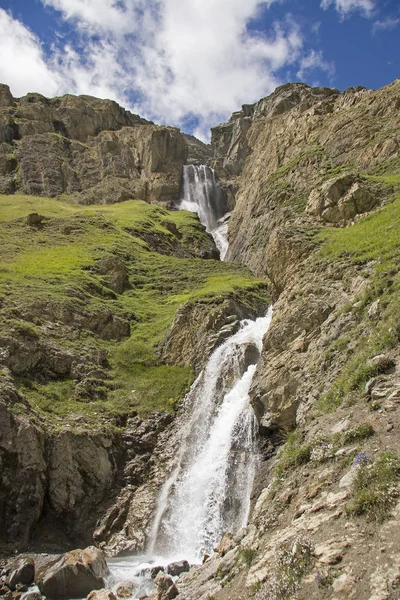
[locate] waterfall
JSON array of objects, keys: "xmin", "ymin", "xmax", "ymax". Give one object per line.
[
  {"xmin": 147, "ymin": 308, "xmax": 272, "ymax": 563},
  {"xmin": 179, "ymin": 164, "xmax": 230, "ymax": 260}
]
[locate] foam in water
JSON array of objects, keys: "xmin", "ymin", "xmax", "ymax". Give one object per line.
[{"xmin": 179, "ymin": 164, "xmax": 229, "ymax": 259}]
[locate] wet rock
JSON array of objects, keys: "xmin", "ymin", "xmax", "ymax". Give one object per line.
[
  {"xmin": 153, "ymin": 573, "xmax": 178, "ymax": 600},
  {"xmin": 150, "ymin": 567, "xmax": 165, "ymax": 579},
  {"xmin": 20, "ymin": 587, "xmax": 42, "ymax": 600},
  {"xmin": 116, "ymin": 581, "xmax": 136, "ymax": 598},
  {"xmin": 166, "ymin": 561, "xmax": 189, "ymax": 577},
  {"xmin": 7, "ymin": 558, "xmax": 35, "ymax": 590},
  {"xmin": 35, "ymin": 546, "xmax": 108, "ymax": 600},
  {"xmin": 87, "ymin": 591, "xmax": 117, "ymax": 600}
]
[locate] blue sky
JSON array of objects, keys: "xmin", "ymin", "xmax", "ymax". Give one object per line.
[{"xmin": 0, "ymin": 0, "xmax": 399, "ymax": 139}]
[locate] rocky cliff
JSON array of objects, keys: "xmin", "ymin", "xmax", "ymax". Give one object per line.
[{"xmin": 1, "ymin": 78, "xmax": 400, "ymax": 600}]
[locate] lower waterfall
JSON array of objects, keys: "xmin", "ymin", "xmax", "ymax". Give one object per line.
[
  {"xmin": 147, "ymin": 309, "xmax": 272, "ymax": 562},
  {"xmin": 108, "ymin": 309, "xmax": 272, "ymax": 596}
]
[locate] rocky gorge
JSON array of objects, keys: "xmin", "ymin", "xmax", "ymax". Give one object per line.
[{"xmin": 0, "ymin": 78, "xmax": 400, "ymax": 600}]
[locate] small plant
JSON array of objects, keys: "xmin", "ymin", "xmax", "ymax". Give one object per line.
[
  {"xmin": 239, "ymin": 547, "xmax": 257, "ymax": 567},
  {"xmin": 315, "ymin": 570, "xmax": 334, "ymax": 588},
  {"xmin": 346, "ymin": 451, "xmax": 400, "ymax": 520},
  {"xmin": 310, "ymin": 440, "xmax": 335, "ymax": 463},
  {"xmin": 275, "ymin": 431, "xmax": 312, "ymax": 478},
  {"xmin": 342, "ymin": 423, "xmax": 375, "ymax": 444},
  {"xmin": 254, "ymin": 535, "xmax": 314, "ymax": 600}
]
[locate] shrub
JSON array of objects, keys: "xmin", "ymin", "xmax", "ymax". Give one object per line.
[
  {"xmin": 239, "ymin": 547, "xmax": 257, "ymax": 567},
  {"xmin": 342, "ymin": 423, "xmax": 375, "ymax": 444}
]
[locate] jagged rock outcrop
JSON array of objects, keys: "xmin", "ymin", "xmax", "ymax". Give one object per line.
[
  {"xmin": 0, "ymin": 85, "xmax": 188, "ymax": 204},
  {"xmin": 159, "ymin": 288, "xmax": 269, "ymax": 373}
]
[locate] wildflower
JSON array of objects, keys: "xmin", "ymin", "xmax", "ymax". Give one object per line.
[{"xmin": 354, "ymin": 453, "xmax": 369, "ymax": 464}]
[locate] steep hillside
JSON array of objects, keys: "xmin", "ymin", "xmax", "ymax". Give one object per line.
[{"xmin": 0, "ymin": 194, "xmax": 268, "ymax": 553}]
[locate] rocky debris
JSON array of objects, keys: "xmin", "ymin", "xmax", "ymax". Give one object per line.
[
  {"xmin": 153, "ymin": 572, "xmax": 178, "ymax": 600},
  {"xmin": 166, "ymin": 561, "xmax": 189, "ymax": 577},
  {"xmin": 35, "ymin": 546, "xmax": 108, "ymax": 599}
]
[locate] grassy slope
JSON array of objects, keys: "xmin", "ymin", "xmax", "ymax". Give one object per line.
[
  {"xmin": 0, "ymin": 195, "xmax": 267, "ymax": 428},
  {"xmin": 312, "ymin": 160, "xmax": 400, "ymax": 413}
]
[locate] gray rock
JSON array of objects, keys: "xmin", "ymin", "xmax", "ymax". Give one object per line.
[
  {"xmin": 35, "ymin": 546, "xmax": 108, "ymax": 600},
  {"xmin": 166, "ymin": 561, "xmax": 189, "ymax": 577},
  {"xmin": 153, "ymin": 573, "xmax": 178, "ymax": 600},
  {"xmin": 7, "ymin": 558, "xmax": 35, "ymax": 590}
]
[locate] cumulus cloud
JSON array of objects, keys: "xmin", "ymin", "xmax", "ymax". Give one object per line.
[
  {"xmin": 320, "ymin": 0, "xmax": 375, "ymax": 18},
  {"xmin": 0, "ymin": 9, "xmax": 60, "ymax": 97},
  {"xmin": 297, "ymin": 50, "xmax": 335, "ymax": 81},
  {"xmin": 0, "ymin": 1, "xmax": 310, "ymax": 137}
]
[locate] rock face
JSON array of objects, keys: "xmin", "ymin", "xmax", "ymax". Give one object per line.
[
  {"xmin": 35, "ymin": 547, "xmax": 108, "ymax": 599},
  {"xmin": 0, "ymin": 86, "xmax": 187, "ymax": 204},
  {"xmin": 209, "ymin": 79, "xmax": 400, "ymax": 429}
]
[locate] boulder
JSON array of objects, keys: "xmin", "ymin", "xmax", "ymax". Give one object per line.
[
  {"xmin": 87, "ymin": 591, "xmax": 117, "ymax": 600},
  {"xmin": 165, "ymin": 560, "xmax": 189, "ymax": 577},
  {"xmin": 35, "ymin": 547, "xmax": 108, "ymax": 600},
  {"xmin": 96, "ymin": 256, "xmax": 128, "ymax": 294},
  {"xmin": 6, "ymin": 558, "xmax": 35, "ymax": 590},
  {"xmin": 306, "ymin": 175, "xmax": 377, "ymax": 223},
  {"xmin": 115, "ymin": 581, "xmax": 136, "ymax": 598},
  {"xmin": 153, "ymin": 573, "xmax": 178, "ymax": 600}
]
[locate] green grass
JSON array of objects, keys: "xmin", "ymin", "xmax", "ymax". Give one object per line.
[
  {"xmin": 0, "ymin": 193, "xmax": 269, "ymax": 426},
  {"xmin": 313, "ymin": 172, "xmax": 400, "ymax": 413},
  {"xmin": 346, "ymin": 452, "xmax": 400, "ymax": 521},
  {"xmin": 275, "ymin": 431, "xmax": 312, "ymax": 479},
  {"xmin": 342, "ymin": 423, "xmax": 375, "ymax": 444}
]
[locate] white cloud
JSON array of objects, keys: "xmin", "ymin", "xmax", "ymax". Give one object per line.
[
  {"xmin": 0, "ymin": 9, "xmax": 60, "ymax": 97},
  {"xmin": 320, "ymin": 0, "xmax": 375, "ymax": 18},
  {"xmin": 373, "ymin": 17, "xmax": 400, "ymax": 33},
  {"xmin": 297, "ymin": 50, "xmax": 335, "ymax": 80},
  {"xmin": 0, "ymin": 1, "xmax": 309, "ymax": 138}
]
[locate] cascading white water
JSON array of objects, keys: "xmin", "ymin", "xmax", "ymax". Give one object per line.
[
  {"xmin": 147, "ymin": 308, "xmax": 272, "ymax": 563},
  {"xmin": 179, "ymin": 164, "xmax": 230, "ymax": 260}
]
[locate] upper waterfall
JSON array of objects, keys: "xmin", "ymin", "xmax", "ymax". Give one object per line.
[{"xmin": 179, "ymin": 164, "xmax": 230, "ymax": 260}]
